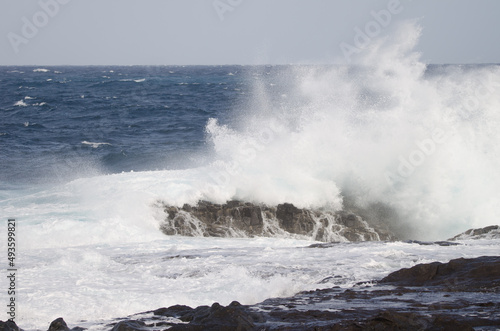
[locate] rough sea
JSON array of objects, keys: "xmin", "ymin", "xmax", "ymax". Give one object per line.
[{"xmin": 1, "ymin": 34, "xmax": 500, "ymax": 329}]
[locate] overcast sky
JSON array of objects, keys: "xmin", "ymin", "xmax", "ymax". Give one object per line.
[{"xmin": 1, "ymin": 0, "xmax": 499, "ymax": 65}]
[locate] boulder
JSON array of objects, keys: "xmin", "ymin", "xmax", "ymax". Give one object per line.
[
  {"xmin": 47, "ymin": 318, "xmax": 69, "ymax": 331},
  {"xmin": 110, "ymin": 320, "xmax": 146, "ymax": 331},
  {"xmin": 155, "ymin": 301, "xmax": 263, "ymax": 331},
  {"xmin": 47, "ymin": 318, "xmax": 84, "ymax": 331}
]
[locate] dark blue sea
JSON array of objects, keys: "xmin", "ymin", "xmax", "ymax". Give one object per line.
[{"xmin": 0, "ymin": 66, "xmax": 255, "ymax": 186}]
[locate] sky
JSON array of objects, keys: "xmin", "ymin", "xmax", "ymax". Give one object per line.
[{"xmin": 0, "ymin": 0, "xmax": 499, "ymax": 65}]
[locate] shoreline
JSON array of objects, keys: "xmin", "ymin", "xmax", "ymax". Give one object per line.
[
  {"xmin": 2, "ymin": 254, "xmax": 499, "ymax": 330},
  {"xmin": 2, "ymin": 225, "xmax": 499, "ymax": 330}
]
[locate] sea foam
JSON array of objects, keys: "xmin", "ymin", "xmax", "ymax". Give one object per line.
[{"xmin": 201, "ymin": 21, "xmax": 500, "ymax": 240}]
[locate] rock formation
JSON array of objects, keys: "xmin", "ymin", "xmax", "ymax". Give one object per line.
[
  {"xmin": 380, "ymin": 255, "xmax": 500, "ymax": 290},
  {"xmin": 449, "ymin": 225, "xmax": 500, "ymax": 240},
  {"xmin": 159, "ymin": 200, "xmax": 396, "ymax": 242}
]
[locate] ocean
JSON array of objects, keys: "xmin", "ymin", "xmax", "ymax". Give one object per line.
[{"xmin": 1, "ymin": 52, "xmax": 500, "ymax": 328}]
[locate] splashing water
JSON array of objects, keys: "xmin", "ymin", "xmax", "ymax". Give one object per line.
[{"xmin": 203, "ymin": 21, "xmax": 500, "ymax": 240}]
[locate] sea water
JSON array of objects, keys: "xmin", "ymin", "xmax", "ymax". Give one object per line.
[{"xmin": 1, "ymin": 22, "xmax": 499, "ymax": 329}]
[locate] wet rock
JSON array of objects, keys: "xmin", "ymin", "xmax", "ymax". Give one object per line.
[
  {"xmin": 48, "ymin": 318, "xmax": 69, "ymax": 331},
  {"xmin": 449, "ymin": 225, "xmax": 500, "ymax": 240},
  {"xmin": 380, "ymin": 256, "xmax": 500, "ymax": 290},
  {"xmin": 362, "ymin": 311, "xmax": 432, "ymax": 330},
  {"xmin": 0, "ymin": 320, "xmax": 21, "ymax": 331},
  {"xmin": 155, "ymin": 301, "xmax": 263, "ymax": 331},
  {"xmin": 160, "ymin": 200, "xmax": 395, "ymax": 242},
  {"xmin": 110, "ymin": 320, "xmax": 146, "ymax": 331},
  {"xmin": 47, "ymin": 318, "xmax": 84, "ymax": 331},
  {"xmin": 404, "ymin": 240, "xmax": 461, "ymax": 246}
]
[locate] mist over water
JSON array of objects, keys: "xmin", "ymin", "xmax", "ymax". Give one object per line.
[{"xmin": 203, "ymin": 22, "xmax": 500, "ymax": 240}]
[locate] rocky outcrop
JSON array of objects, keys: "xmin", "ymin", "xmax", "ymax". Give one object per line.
[
  {"xmin": 449, "ymin": 225, "xmax": 500, "ymax": 240},
  {"xmin": 380, "ymin": 255, "xmax": 500, "ymax": 290},
  {"xmin": 159, "ymin": 200, "xmax": 396, "ymax": 242},
  {"xmin": 47, "ymin": 318, "xmax": 84, "ymax": 331},
  {"xmin": 153, "ymin": 301, "xmax": 263, "ymax": 331},
  {"xmin": 0, "ymin": 320, "xmax": 20, "ymax": 331}
]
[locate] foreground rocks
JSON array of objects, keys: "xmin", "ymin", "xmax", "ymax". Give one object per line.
[
  {"xmin": 159, "ymin": 200, "xmax": 396, "ymax": 242},
  {"xmin": 8, "ymin": 255, "xmax": 498, "ymax": 330},
  {"xmin": 380, "ymin": 255, "xmax": 500, "ymax": 290}
]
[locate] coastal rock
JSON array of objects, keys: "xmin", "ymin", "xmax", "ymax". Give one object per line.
[
  {"xmin": 47, "ymin": 318, "xmax": 84, "ymax": 331},
  {"xmin": 154, "ymin": 301, "xmax": 262, "ymax": 331},
  {"xmin": 110, "ymin": 320, "xmax": 146, "ymax": 331},
  {"xmin": 449, "ymin": 225, "xmax": 500, "ymax": 240},
  {"xmin": 380, "ymin": 255, "xmax": 500, "ymax": 290},
  {"xmin": 47, "ymin": 318, "xmax": 69, "ymax": 331},
  {"xmin": 0, "ymin": 320, "xmax": 20, "ymax": 331},
  {"xmin": 159, "ymin": 200, "xmax": 396, "ymax": 242}
]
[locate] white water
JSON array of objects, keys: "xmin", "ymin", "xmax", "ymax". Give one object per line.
[
  {"xmin": 204, "ymin": 21, "xmax": 500, "ymax": 239},
  {"xmin": 1, "ymin": 21, "xmax": 500, "ymax": 328},
  {"xmin": 3, "ymin": 232, "xmax": 498, "ymax": 330}
]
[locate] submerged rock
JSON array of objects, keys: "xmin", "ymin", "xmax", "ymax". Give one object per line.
[{"xmin": 159, "ymin": 200, "xmax": 397, "ymax": 242}]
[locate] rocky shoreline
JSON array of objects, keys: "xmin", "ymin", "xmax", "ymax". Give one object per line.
[
  {"xmin": 2, "ymin": 253, "xmax": 499, "ymax": 330},
  {"xmin": 2, "ymin": 223, "xmax": 499, "ymax": 331}
]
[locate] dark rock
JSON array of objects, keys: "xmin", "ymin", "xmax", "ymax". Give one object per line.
[
  {"xmin": 0, "ymin": 320, "xmax": 21, "ymax": 331},
  {"xmin": 363, "ymin": 311, "xmax": 431, "ymax": 330},
  {"xmin": 163, "ymin": 301, "xmax": 263, "ymax": 331},
  {"xmin": 380, "ymin": 256, "xmax": 500, "ymax": 290},
  {"xmin": 153, "ymin": 304, "xmax": 193, "ymax": 318},
  {"xmin": 48, "ymin": 318, "xmax": 69, "ymax": 331},
  {"xmin": 46, "ymin": 318, "xmax": 84, "ymax": 331},
  {"xmin": 160, "ymin": 200, "xmax": 395, "ymax": 242},
  {"xmin": 110, "ymin": 320, "xmax": 146, "ymax": 331},
  {"xmin": 449, "ymin": 225, "xmax": 500, "ymax": 240},
  {"xmin": 404, "ymin": 240, "xmax": 461, "ymax": 246}
]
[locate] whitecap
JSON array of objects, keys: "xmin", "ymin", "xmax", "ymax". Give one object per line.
[
  {"xmin": 14, "ymin": 100, "xmax": 28, "ymax": 107},
  {"xmin": 134, "ymin": 78, "xmax": 146, "ymax": 83},
  {"xmin": 33, "ymin": 68, "xmax": 49, "ymax": 72},
  {"xmin": 24, "ymin": 96, "xmax": 35, "ymax": 100},
  {"xmin": 81, "ymin": 141, "xmax": 112, "ymax": 148}
]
